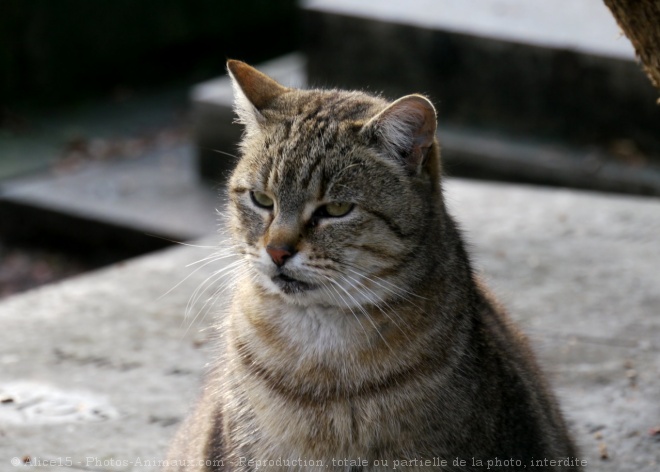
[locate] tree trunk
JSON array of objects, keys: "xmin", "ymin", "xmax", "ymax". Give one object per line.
[{"xmin": 603, "ymin": 0, "xmax": 660, "ymax": 95}]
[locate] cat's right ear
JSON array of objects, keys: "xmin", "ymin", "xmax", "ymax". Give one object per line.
[
  {"xmin": 227, "ymin": 60, "xmax": 289, "ymax": 134},
  {"xmin": 363, "ymin": 94, "xmax": 437, "ymax": 175}
]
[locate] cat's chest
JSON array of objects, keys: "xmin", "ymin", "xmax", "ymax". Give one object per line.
[
  {"xmin": 225, "ymin": 297, "xmax": 450, "ymax": 466},
  {"xmin": 241, "ymin": 389, "xmax": 410, "ymax": 464},
  {"xmin": 234, "ymin": 296, "xmax": 384, "ymax": 366},
  {"xmin": 228, "ymin": 369, "xmax": 441, "ymax": 466}
]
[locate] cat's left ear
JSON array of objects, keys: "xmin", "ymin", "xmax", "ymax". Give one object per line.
[
  {"xmin": 227, "ymin": 60, "xmax": 289, "ymax": 133},
  {"xmin": 363, "ymin": 94, "xmax": 437, "ymax": 174}
]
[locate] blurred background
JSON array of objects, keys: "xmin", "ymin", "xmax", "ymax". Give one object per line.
[
  {"xmin": 0, "ymin": 0, "xmax": 299, "ymax": 297},
  {"xmin": 1, "ymin": 0, "xmax": 659, "ymax": 299}
]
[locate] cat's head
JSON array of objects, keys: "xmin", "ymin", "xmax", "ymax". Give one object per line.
[{"xmin": 226, "ymin": 60, "xmax": 442, "ymax": 308}]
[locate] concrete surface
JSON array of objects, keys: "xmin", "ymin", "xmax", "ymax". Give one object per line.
[
  {"xmin": 0, "ymin": 238, "xmax": 221, "ymax": 472},
  {"xmin": 0, "ymin": 144, "xmax": 218, "ymax": 247},
  {"xmin": 304, "ymin": 0, "xmax": 635, "ymax": 59},
  {"xmin": 0, "ymin": 85, "xmax": 190, "ymax": 181},
  {"xmin": 1, "ymin": 178, "xmax": 659, "ymax": 471}
]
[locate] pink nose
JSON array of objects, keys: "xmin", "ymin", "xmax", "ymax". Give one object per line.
[{"xmin": 266, "ymin": 245, "xmax": 295, "ymax": 267}]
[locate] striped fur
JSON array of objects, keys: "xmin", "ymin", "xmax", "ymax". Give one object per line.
[{"xmin": 165, "ymin": 61, "xmax": 578, "ymax": 471}]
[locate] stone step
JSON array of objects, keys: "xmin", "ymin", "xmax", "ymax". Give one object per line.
[
  {"xmin": 2, "ymin": 178, "xmax": 659, "ymax": 470},
  {"xmin": 0, "ymin": 144, "xmax": 219, "ymax": 261},
  {"xmin": 191, "ymin": 54, "xmax": 660, "ymax": 195},
  {"xmin": 302, "ymin": 0, "xmax": 660, "ymax": 159}
]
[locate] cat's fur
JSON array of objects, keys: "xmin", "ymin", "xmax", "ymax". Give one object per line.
[{"xmin": 165, "ymin": 61, "xmax": 578, "ymax": 471}]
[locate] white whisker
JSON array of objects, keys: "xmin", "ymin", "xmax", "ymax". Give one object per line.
[
  {"xmin": 159, "ymin": 249, "xmax": 237, "ymax": 301},
  {"xmin": 320, "ymin": 275, "xmax": 369, "ymax": 339},
  {"xmin": 184, "ymin": 264, "xmax": 250, "ymax": 334},
  {"xmin": 185, "ymin": 259, "xmax": 246, "ymax": 321},
  {"xmin": 340, "ymin": 272, "xmax": 411, "ymax": 342},
  {"xmin": 324, "ymin": 275, "xmax": 390, "ymax": 349}
]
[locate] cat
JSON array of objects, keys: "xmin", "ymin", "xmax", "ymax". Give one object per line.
[{"xmin": 164, "ymin": 60, "xmax": 579, "ymax": 471}]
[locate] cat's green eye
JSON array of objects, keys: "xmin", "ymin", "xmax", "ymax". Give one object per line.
[
  {"xmin": 251, "ymin": 191, "xmax": 274, "ymax": 209},
  {"xmin": 323, "ymin": 202, "xmax": 354, "ymax": 217}
]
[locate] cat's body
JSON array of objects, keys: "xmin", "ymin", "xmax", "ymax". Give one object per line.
[{"xmin": 165, "ymin": 61, "xmax": 577, "ymax": 471}]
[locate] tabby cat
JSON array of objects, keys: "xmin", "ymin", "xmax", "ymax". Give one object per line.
[{"xmin": 165, "ymin": 60, "xmax": 578, "ymax": 471}]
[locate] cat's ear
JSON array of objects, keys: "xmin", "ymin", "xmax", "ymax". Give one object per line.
[
  {"xmin": 227, "ymin": 60, "xmax": 288, "ymax": 133},
  {"xmin": 364, "ymin": 94, "xmax": 437, "ymax": 174}
]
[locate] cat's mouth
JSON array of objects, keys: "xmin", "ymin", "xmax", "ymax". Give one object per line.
[{"xmin": 272, "ymin": 272, "xmax": 314, "ymax": 294}]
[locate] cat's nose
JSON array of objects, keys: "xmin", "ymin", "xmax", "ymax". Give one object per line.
[{"xmin": 266, "ymin": 244, "xmax": 296, "ymax": 267}]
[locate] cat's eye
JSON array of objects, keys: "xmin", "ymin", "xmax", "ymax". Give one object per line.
[
  {"xmin": 250, "ymin": 191, "xmax": 274, "ymax": 209},
  {"xmin": 316, "ymin": 202, "xmax": 354, "ymax": 218}
]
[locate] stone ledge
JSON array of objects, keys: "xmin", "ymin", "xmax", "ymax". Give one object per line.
[
  {"xmin": 302, "ymin": 0, "xmax": 660, "ymax": 157},
  {"xmin": 0, "ymin": 145, "xmax": 220, "ymax": 259},
  {"xmin": 303, "ymin": 0, "xmax": 635, "ymax": 59}
]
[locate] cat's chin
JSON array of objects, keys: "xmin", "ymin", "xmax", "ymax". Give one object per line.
[{"xmin": 271, "ymin": 273, "xmax": 316, "ymax": 295}]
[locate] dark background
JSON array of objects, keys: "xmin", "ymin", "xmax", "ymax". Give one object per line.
[
  {"xmin": 1, "ymin": 0, "xmax": 299, "ymax": 111},
  {"xmin": 0, "ymin": 0, "xmax": 299, "ymax": 298}
]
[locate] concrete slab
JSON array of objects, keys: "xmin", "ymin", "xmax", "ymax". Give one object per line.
[
  {"xmin": 303, "ymin": 0, "xmax": 660, "ymax": 157},
  {"xmin": 0, "ymin": 144, "xmax": 219, "ymax": 257},
  {"xmin": 0, "ymin": 85, "xmax": 190, "ymax": 181},
  {"xmin": 0, "ymin": 238, "xmax": 222, "ymax": 471},
  {"xmin": 1, "ymin": 179, "xmax": 659, "ymax": 470},
  {"xmin": 304, "ymin": 0, "xmax": 635, "ymax": 59}
]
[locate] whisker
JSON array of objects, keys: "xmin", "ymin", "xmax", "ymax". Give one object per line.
[
  {"xmin": 159, "ymin": 252, "xmax": 234, "ymax": 301},
  {"xmin": 343, "ymin": 266, "xmax": 430, "ymax": 313},
  {"xmin": 209, "ymin": 148, "xmax": 239, "ymax": 159},
  {"xmin": 320, "ymin": 275, "xmax": 369, "ymax": 339},
  {"xmin": 185, "ymin": 248, "xmax": 240, "ymax": 267},
  {"xmin": 340, "ymin": 272, "xmax": 411, "ymax": 342},
  {"xmin": 184, "ymin": 264, "xmax": 250, "ymax": 334},
  {"xmin": 324, "ymin": 276, "xmax": 390, "ymax": 349},
  {"xmin": 185, "ymin": 259, "xmax": 246, "ymax": 320}
]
